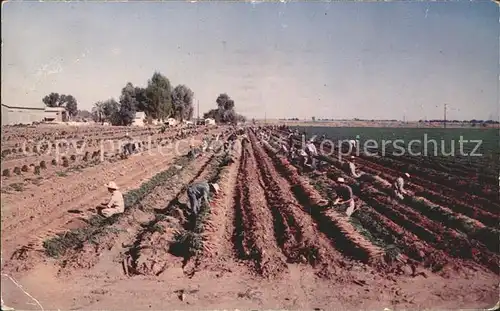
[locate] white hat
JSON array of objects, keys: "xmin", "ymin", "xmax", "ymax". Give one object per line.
[
  {"xmin": 405, "ymin": 173, "xmax": 410, "ymax": 178},
  {"xmin": 337, "ymin": 177, "xmax": 345, "ymax": 183},
  {"xmin": 106, "ymin": 181, "xmax": 118, "ymax": 190},
  {"xmin": 350, "ymin": 156, "xmax": 355, "ymax": 159},
  {"xmin": 211, "ymin": 183, "xmax": 220, "ymax": 194}
]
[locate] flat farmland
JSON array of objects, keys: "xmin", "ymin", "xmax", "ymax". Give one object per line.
[{"xmin": 0, "ymin": 124, "xmax": 498, "ymax": 310}]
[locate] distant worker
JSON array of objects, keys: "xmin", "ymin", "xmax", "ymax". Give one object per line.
[
  {"xmin": 305, "ymin": 139, "xmax": 318, "ymax": 169},
  {"xmin": 288, "ymin": 133, "xmax": 294, "ymax": 148},
  {"xmin": 99, "ymin": 182, "xmax": 125, "ymax": 217},
  {"xmin": 187, "ymin": 145, "xmax": 202, "ymax": 159},
  {"xmin": 347, "ymin": 139, "xmax": 357, "ymax": 154},
  {"xmin": 333, "ymin": 177, "xmax": 356, "ymax": 217},
  {"xmin": 306, "ymin": 139, "xmax": 318, "ymax": 156},
  {"xmin": 393, "ymin": 173, "xmax": 410, "ymax": 200},
  {"xmin": 348, "ymin": 156, "xmax": 362, "ymax": 178},
  {"xmin": 187, "ymin": 181, "xmax": 220, "ymax": 216},
  {"xmin": 280, "ymin": 143, "xmax": 289, "ymax": 155},
  {"xmin": 298, "ymin": 148, "xmax": 309, "ymax": 168}
]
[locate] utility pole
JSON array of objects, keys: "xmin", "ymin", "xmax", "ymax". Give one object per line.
[
  {"xmin": 197, "ymin": 99, "xmax": 200, "ymax": 122},
  {"xmin": 444, "ymin": 103, "xmax": 447, "ymax": 128}
]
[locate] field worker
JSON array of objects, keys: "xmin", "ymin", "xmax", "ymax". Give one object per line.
[
  {"xmin": 241, "ymin": 134, "xmax": 250, "ymax": 147},
  {"xmin": 305, "ymin": 139, "xmax": 318, "ymax": 169},
  {"xmin": 333, "ymin": 177, "xmax": 356, "ymax": 217},
  {"xmin": 187, "ymin": 181, "xmax": 220, "ymax": 216},
  {"xmin": 348, "ymin": 156, "xmax": 362, "ymax": 178},
  {"xmin": 394, "ymin": 173, "xmax": 410, "ymax": 200},
  {"xmin": 187, "ymin": 145, "xmax": 201, "ymax": 159},
  {"xmin": 279, "ymin": 143, "xmax": 289, "ymax": 155},
  {"xmin": 298, "ymin": 148, "xmax": 309, "ymax": 167},
  {"xmin": 306, "ymin": 139, "xmax": 318, "ymax": 156},
  {"xmin": 99, "ymin": 182, "xmax": 125, "ymax": 217}
]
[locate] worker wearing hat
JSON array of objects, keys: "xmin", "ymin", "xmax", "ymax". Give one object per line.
[
  {"xmin": 187, "ymin": 181, "xmax": 220, "ymax": 217},
  {"xmin": 347, "ymin": 156, "xmax": 362, "ymax": 178},
  {"xmin": 394, "ymin": 173, "xmax": 410, "ymax": 200},
  {"xmin": 99, "ymin": 181, "xmax": 125, "ymax": 217},
  {"xmin": 333, "ymin": 177, "xmax": 357, "ymax": 217}
]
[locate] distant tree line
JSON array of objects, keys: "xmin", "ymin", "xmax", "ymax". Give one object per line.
[
  {"xmin": 278, "ymin": 117, "xmax": 500, "ymax": 125},
  {"xmin": 85, "ymin": 72, "xmax": 246, "ymax": 126},
  {"xmin": 89, "ymin": 72, "xmax": 195, "ymax": 126},
  {"xmin": 420, "ymin": 119, "xmax": 500, "ymax": 124}
]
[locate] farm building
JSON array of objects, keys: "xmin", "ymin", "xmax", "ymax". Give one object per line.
[
  {"xmin": 44, "ymin": 107, "xmax": 68, "ymax": 122},
  {"xmin": 1, "ymin": 103, "xmax": 46, "ymax": 125},
  {"xmin": 165, "ymin": 118, "xmax": 178, "ymax": 126},
  {"xmin": 132, "ymin": 111, "xmax": 146, "ymax": 126},
  {"xmin": 205, "ymin": 118, "xmax": 216, "ymax": 125}
]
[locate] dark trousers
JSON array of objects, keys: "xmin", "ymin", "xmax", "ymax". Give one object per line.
[{"xmin": 187, "ymin": 187, "xmax": 200, "ymax": 215}]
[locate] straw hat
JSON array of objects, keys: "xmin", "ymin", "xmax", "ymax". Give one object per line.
[
  {"xmin": 106, "ymin": 181, "xmax": 118, "ymax": 190},
  {"xmin": 211, "ymin": 183, "xmax": 220, "ymax": 194},
  {"xmin": 405, "ymin": 173, "xmax": 410, "ymax": 178},
  {"xmin": 337, "ymin": 177, "xmax": 345, "ymax": 183}
]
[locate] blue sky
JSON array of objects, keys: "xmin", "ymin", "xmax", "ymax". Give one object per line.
[{"xmin": 2, "ymin": 1, "xmax": 498, "ymax": 120}]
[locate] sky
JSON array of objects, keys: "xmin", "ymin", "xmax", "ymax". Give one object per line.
[{"xmin": 1, "ymin": 0, "xmax": 498, "ymax": 120}]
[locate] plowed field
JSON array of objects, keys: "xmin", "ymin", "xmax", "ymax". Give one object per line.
[{"xmin": 1, "ymin": 125, "xmax": 498, "ymax": 310}]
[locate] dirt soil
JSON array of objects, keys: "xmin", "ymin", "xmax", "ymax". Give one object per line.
[{"xmin": 1, "ymin": 125, "xmax": 498, "ymax": 311}]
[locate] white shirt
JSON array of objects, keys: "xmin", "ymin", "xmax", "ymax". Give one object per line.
[
  {"xmin": 306, "ymin": 143, "xmax": 318, "ymax": 156},
  {"xmin": 107, "ymin": 190, "xmax": 125, "ymax": 213}
]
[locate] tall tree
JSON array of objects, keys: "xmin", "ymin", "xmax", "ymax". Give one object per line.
[
  {"xmin": 42, "ymin": 93, "xmax": 60, "ymax": 107},
  {"xmin": 91, "ymin": 101, "xmax": 104, "ymax": 123},
  {"xmin": 203, "ymin": 93, "xmax": 245, "ymax": 125},
  {"xmin": 63, "ymin": 95, "xmax": 78, "ymax": 117},
  {"xmin": 171, "ymin": 84, "xmax": 194, "ymax": 122},
  {"xmin": 145, "ymin": 72, "xmax": 172, "ymax": 120},
  {"xmin": 102, "ymin": 99, "xmax": 121, "ymax": 125},
  {"xmin": 118, "ymin": 82, "xmax": 137, "ymax": 125},
  {"xmin": 134, "ymin": 87, "xmax": 150, "ymax": 113}
]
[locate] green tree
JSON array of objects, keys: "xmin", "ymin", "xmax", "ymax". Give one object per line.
[
  {"xmin": 102, "ymin": 99, "xmax": 120, "ymax": 125},
  {"xmin": 171, "ymin": 84, "xmax": 194, "ymax": 121},
  {"xmin": 42, "ymin": 93, "xmax": 60, "ymax": 107},
  {"xmin": 63, "ymin": 95, "xmax": 78, "ymax": 118},
  {"xmin": 134, "ymin": 87, "xmax": 150, "ymax": 113},
  {"xmin": 91, "ymin": 101, "xmax": 104, "ymax": 123},
  {"xmin": 118, "ymin": 82, "xmax": 137, "ymax": 125},
  {"xmin": 145, "ymin": 72, "xmax": 172, "ymax": 120}
]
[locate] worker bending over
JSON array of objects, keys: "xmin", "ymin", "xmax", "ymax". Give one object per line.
[
  {"xmin": 333, "ymin": 177, "xmax": 357, "ymax": 217},
  {"xmin": 187, "ymin": 181, "xmax": 220, "ymax": 216},
  {"xmin": 394, "ymin": 173, "xmax": 410, "ymax": 200},
  {"xmin": 305, "ymin": 139, "xmax": 318, "ymax": 169},
  {"xmin": 99, "ymin": 181, "xmax": 125, "ymax": 217},
  {"xmin": 348, "ymin": 156, "xmax": 362, "ymax": 178}
]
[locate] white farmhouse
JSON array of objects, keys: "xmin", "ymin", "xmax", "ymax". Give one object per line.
[
  {"xmin": 205, "ymin": 118, "xmax": 216, "ymax": 126},
  {"xmin": 132, "ymin": 111, "xmax": 146, "ymax": 126}
]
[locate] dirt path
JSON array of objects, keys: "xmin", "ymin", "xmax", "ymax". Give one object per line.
[{"xmin": 231, "ymin": 140, "xmax": 289, "ymax": 277}]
